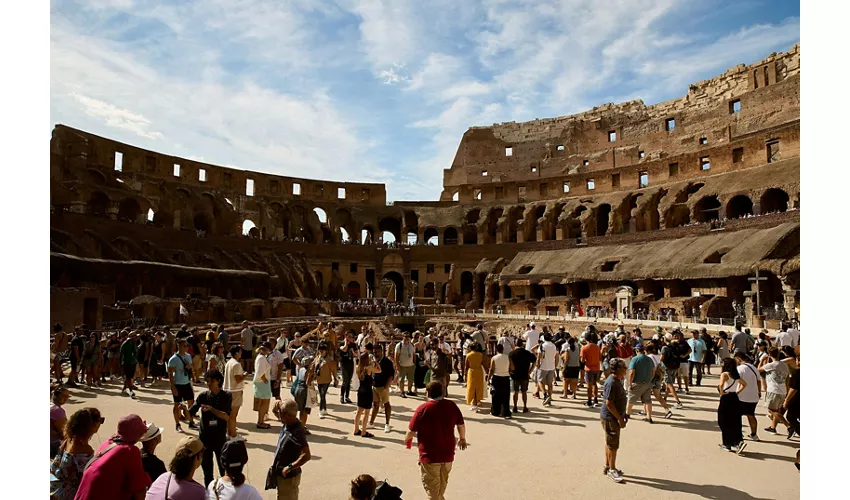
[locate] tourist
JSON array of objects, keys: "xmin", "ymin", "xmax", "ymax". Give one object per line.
[
  {"xmin": 600, "ymin": 358, "xmax": 628, "ymax": 483},
  {"xmin": 253, "ymin": 342, "xmax": 273, "ymax": 429},
  {"xmin": 240, "ymin": 321, "xmax": 255, "ymax": 375},
  {"xmin": 50, "ymin": 407, "xmax": 102, "ymax": 500},
  {"xmin": 206, "ymin": 438, "xmax": 263, "ymax": 500},
  {"xmin": 497, "ymin": 330, "xmax": 515, "ymax": 355},
  {"xmin": 509, "ymin": 339, "xmax": 535, "ymax": 413},
  {"xmin": 292, "ymin": 336, "xmax": 315, "ymax": 371},
  {"xmin": 139, "ymin": 422, "xmax": 166, "ymax": 483},
  {"xmin": 644, "ymin": 343, "xmax": 674, "ymax": 417},
  {"xmin": 405, "ymin": 381, "xmax": 467, "ymax": 500},
  {"xmin": 533, "ymin": 332, "xmax": 558, "ymax": 405},
  {"xmin": 206, "ymin": 342, "xmax": 225, "ymax": 373},
  {"xmin": 426, "ymin": 338, "xmax": 450, "ymax": 397},
  {"xmin": 687, "ymin": 330, "xmax": 707, "ymax": 386},
  {"xmin": 223, "ymin": 347, "xmax": 245, "ymax": 439},
  {"xmin": 464, "ymin": 343, "xmax": 485, "ymax": 412},
  {"xmin": 81, "ymin": 332, "xmax": 97, "ymax": 389},
  {"xmin": 560, "ymin": 336, "xmax": 581, "ymax": 399},
  {"xmin": 660, "ymin": 338, "xmax": 685, "ymax": 409},
  {"xmin": 523, "ymin": 322, "xmax": 540, "ymax": 352},
  {"xmin": 488, "ymin": 343, "xmax": 512, "ymax": 418},
  {"xmin": 470, "ymin": 324, "xmax": 487, "ymax": 352},
  {"xmin": 370, "ymin": 344, "xmax": 396, "ymax": 433},
  {"xmin": 164, "ymin": 327, "xmax": 176, "ymax": 359},
  {"xmin": 355, "ymin": 350, "xmax": 381, "ymax": 438},
  {"xmin": 50, "ymin": 385, "xmax": 70, "ymax": 458},
  {"xmin": 626, "ymin": 343, "xmax": 671, "ymax": 422},
  {"xmin": 715, "ymin": 331, "xmax": 731, "ymax": 363},
  {"xmin": 292, "ymin": 356, "xmax": 315, "ymax": 432},
  {"xmin": 67, "ymin": 327, "xmax": 85, "ymax": 387},
  {"xmin": 349, "ymin": 474, "xmax": 377, "ymax": 500},
  {"xmin": 276, "ymin": 330, "xmax": 292, "ymax": 386},
  {"xmin": 74, "ymin": 414, "xmax": 152, "ymax": 499},
  {"xmin": 783, "ymin": 348, "xmax": 800, "ymax": 439},
  {"xmin": 120, "ymin": 331, "xmax": 139, "ymax": 398},
  {"xmin": 394, "ymin": 332, "xmax": 416, "ymax": 398},
  {"xmin": 52, "ymin": 324, "xmax": 70, "ymax": 384},
  {"xmin": 269, "ymin": 340, "xmax": 285, "ymax": 401},
  {"xmin": 146, "ymin": 435, "xmax": 206, "ymax": 500},
  {"xmin": 339, "ymin": 330, "xmax": 357, "ymax": 404},
  {"xmin": 190, "ymin": 331, "xmax": 205, "ymax": 384},
  {"xmin": 136, "ymin": 332, "xmax": 151, "ymax": 386},
  {"xmin": 734, "ymin": 352, "xmax": 762, "ymax": 441},
  {"xmin": 700, "ymin": 330, "xmax": 716, "ymax": 375},
  {"xmin": 168, "ymin": 338, "xmax": 197, "ymax": 433},
  {"xmin": 216, "ymin": 325, "xmax": 229, "ymax": 348},
  {"xmin": 189, "ymin": 368, "xmax": 232, "ymax": 486},
  {"xmin": 581, "ymin": 331, "xmax": 603, "ymax": 408},
  {"xmin": 759, "ymin": 347, "xmax": 791, "ymax": 435},
  {"xmin": 313, "ymin": 342, "xmax": 333, "ymax": 418},
  {"xmin": 150, "ymin": 331, "xmax": 167, "ymax": 385},
  {"xmin": 731, "ymin": 326, "xmax": 755, "ymax": 356},
  {"xmin": 271, "ymin": 399, "xmax": 312, "ymax": 500},
  {"xmin": 671, "ymin": 331, "xmax": 692, "ymax": 394},
  {"xmin": 717, "ymin": 358, "xmax": 748, "ymax": 454},
  {"xmin": 414, "ymin": 332, "xmax": 429, "ymax": 391}
]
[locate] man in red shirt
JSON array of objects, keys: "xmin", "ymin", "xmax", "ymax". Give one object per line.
[
  {"xmin": 405, "ymin": 381, "xmax": 468, "ymax": 500},
  {"xmin": 74, "ymin": 414, "xmax": 152, "ymax": 500},
  {"xmin": 581, "ymin": 332, "xmax": 603, "ymax": 407}
]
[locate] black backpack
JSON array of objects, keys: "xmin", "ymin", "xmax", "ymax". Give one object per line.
[{"xmin": 375, "ymin": 479, "xmax": 403, "ymax": 500}]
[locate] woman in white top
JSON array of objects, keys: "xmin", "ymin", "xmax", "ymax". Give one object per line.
[
  {"xmin": 487, "ymin": 344, "xmax": 512, "ymax": 419},
  {"xmin": 252, "ymin": 342, "xmax": 272, "ymax": 429},
  {"xmin": 206, "ymin": 439, "xmax": 262, "ymax": 500}
]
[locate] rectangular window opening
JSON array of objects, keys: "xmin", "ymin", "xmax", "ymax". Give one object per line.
[
  {"xmin": 669, "ymin": 162, "xmax": 679, "ymax": 177},
  {"xmin": 199, "ymin": 168, "xmax": 206, "ymax": 182},
  {"xmin": 223, "ymin": 172, "xmax": 232, "ymax": 187},
  {"xmin": 411, "ymin": 270, "xmax": 419, "ymax": 282},
  {"xmin": 732, "ymin": 148, "xmax": 744, "ymax": 163},
  {"xmin": 338, "ymin": 187, "xmax": 346, "ymax": 199},
  {"xmin": 556, "ymin": 145, "xmax": 565, "ymax": 151},
  {"xmin": 753, "ymin": 69, "xmax": 759, "ymax": 89},
  {"xmin": 316, "ymin": 184, "xmax": 324, "ymax": 196},
  {"xmin": 246, "ymin": 179, "xmax": 254, "ymax": 196},
  {"xmin": 700, "ymin": 156, "xmax": 711, "ymax": 171},
  {"xmin": 114, "ymin": 151, "xmax": 123, "ymax": 172},
  {"xmin": 293, "ymin": 183, "xmax": 301, "ymax": 195},
  {"xmin": 505, "ymin": 147, "xmax": 513, "ymax": 157},
  {"xmin": 495, "ymin": 186, "xmax": 504, "ymax": 199},
  {"xmin": 639, "ymin": 171, "xmax": 648, "ymax": 188},
  {"xmin": 608, "ymin": 130, "xmax": 617, "ymax": 142},
  {"xmin": 361, "ymin": 188, "xmax": 371, "ymax": 200},
  {"xmin": 332, "ymin": 262, "xmax": 339, "ymax": 271},
  {"xmin": 145, "ymin": 155, "xmax": 156, "ymax": 172},
  {"xmin": 763, "ymin": 66, "xmax": 769, "ymax": 86},
  {"xmin": 350, "ymin": 263, "xmax": 358, "ymax": 273},
  {"xmin": 474, "ymin": 189, "xmax": 482, "ymax": 200},
  {"xmin": 481, "ymin": 170, "xmax": 488, "ymax": 177},
  {"xmin": 173, "ymin": 163, "xmax": 181, "ymax": 177},
  {"xmin": 530, "ymin": 166, "xmax": 537, "ymax": 173},
  {"xmin": 730, "ymin": 99, "xmax": 742, "ymax": 114},
  {"xmin": 665, "ymin": 118, "xmax": 676, "ymax": 132},
  {"xmin": 444, "ymin": 264, "xmax": 451, "ymax": 273},
  {"xmin": 699, "ymin": 137, "xmax": 708, "ymax": 145},
  {"xmin": 601, "ymin": 260, "xmax": 620, "ymax": 272},
  {"xmin": 767, "ymin": 140, "xmax": 780, "ymax": 163},
  {"xmin": 611, "ymin": 174, "xmax": 620, "ymax": 188},
  {"xmin": 427, "ymin": 264, "xmax": 435, "ymax": 274},
  {"xmin": 563, "ymin": 182, "xmax": 570, "ymax": 194},
  {"xmin": 539, "ymin": 183, "xmax": 548, "ymax": 196},
  {"xmin": 586, "ymin": 179, "xmax": 596, "ymax": 190},
  {"xmin": 583, "ymin": 159, "xmax": 589, "ymax": 166},
  {"xmin": 518, "ymin": 186, "xmax": 527, "ymax": 200},
  {"xmin": 638, "ymin": 151, "xmax": 645, "ymax": 159}
]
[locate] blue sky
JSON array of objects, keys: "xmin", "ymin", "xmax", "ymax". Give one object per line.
[{"xmin": 50, "ymin": 0, "xmax": 800, "ymax": 201}]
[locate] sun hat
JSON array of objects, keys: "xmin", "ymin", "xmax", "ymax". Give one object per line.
[
  {"xmin": 140, "ymin": 422, "xmax": 163, "ymax": 442},
  {"xmin": 111, "ymin": 414, "xmax": 148, "ymax": 443}
]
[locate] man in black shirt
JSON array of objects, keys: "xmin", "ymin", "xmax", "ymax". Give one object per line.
[
  {"xmin": 189, "ymin": 368, "xmax": 232, "ymax": 486},
  {"xmin": 139, "ymin": 423, "xmax": 166, "ymax": 483},
  {"xmin": 369, "ymin": 344, "xmax": 396, "ymax": 433},
  {"xmin": 338, "ymin": 330, "xmax": 356, "ymax": 404},
  {"xmin": 68, "ymin": 328, "xmax": 85, "ymax": 388},
  {"xmin": 509, "ymin": 339, "xmax": 536, "ymax": 413}
]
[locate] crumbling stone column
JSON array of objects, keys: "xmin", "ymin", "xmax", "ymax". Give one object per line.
[
  {"xmin": 743, "ymin": 291, "xmax": 755, "ymax": 327},
  {"xmin": 783, "ymin": 289, "xmax": 798, "ymax": 321},
  {"xmin": 517, "ymin": 228, "xmax": 525, "ymax": 243},
  {"xmin": 556, "ymin": 226, "xmax": 565, "ymax": 240}
]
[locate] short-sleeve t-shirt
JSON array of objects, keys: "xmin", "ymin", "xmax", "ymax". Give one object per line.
[
  {"xmin": 731, "ymin": 332, "xmax": 753, "ymax": 353},
  {"xmin": 74, "ymin": 441, "xmax": 152, "ymax": 500},
  {"xmin": 687, "ymin": 338, "xmax": 707, "ymax": 362},
  {"xmin": 600, "ymin": 375, "xmax": 627, "ymax": 421},
  {"xmin": 736, "ymin": 363, "xmax": 760, "ymax": 403},
  {"xmin": 762, "ymin": 360, "xmax": 789, "ymax": 395},
  {"xmin": 628, "ymin": 354, "xmax": 655, "ymax": 384},
  {"xmin": 523, "ymin": 330, "xmax": 540, "ymax": 351},
  {"xmin": 223, "ymin": 358, "xmax": 244, "ymax": 392},
  {"xmin": 373, "ymin": 357, "xmax": 396, "ymax": 387},
  {"xmin": 145, "ymin": 472, "xmax": 206, "ymax": 500},
  {"xmin": 396, "ymin": 342, "xmax": 415, "ymax": 367},
  {"xmin": 580, "ymin": 343, "xmax": 602, "ymax": 371},
  {"xmin": 168, "ymin": 353, "xmax": 193, "ymax": 386},
  {"xmin": 508, "ymin": 348, "xmax": 536, "ymax": 381},
  {"xmin": 539, "ymin": 341, "xmax": 558, "ymax": 371},
  {"xmin": 50, "ymin": 403, "xmax": 66, "ymax": 443},
  {"xmin": 661, "ymin": 345, "xmax": 680, "ymax": 369},
  {"xmin": 206, "ymin": 479, "xmax": 264, "ymax": 500},
  {"xmin": 241, "ymin": 328, "xmax": 254, "ymax": 351},
  {"xmin": 119, "ymin": 339, "xmax": 137, "ymax": 366},
  {"xmin": 253, "ymin": 355, "xmax": 270, "ymax": 384},
  {"xmin": 408, "ymin": 398, "xmax": 464, "ymax": 464}
]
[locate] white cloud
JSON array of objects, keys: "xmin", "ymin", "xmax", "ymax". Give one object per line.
[{"xmin": 72, "ymin": 94, "xmax": 163, "ymax": 140}]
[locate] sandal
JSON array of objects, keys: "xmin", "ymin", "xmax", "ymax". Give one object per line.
[
  {"xmin": 354, "ymin": 430, "xmax": 362, "ymax": 436},
  {"xmin": 362, "ymin": 432, "xmax": 374, "ymax": 438},
  {"xmin": 256, "ymin": 423, "xmax": 271, "ymax": 429}
]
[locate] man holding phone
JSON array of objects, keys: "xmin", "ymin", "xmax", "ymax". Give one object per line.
[{"xmin": 189, "ymin": 368, "xmax": 232, "ymax": 487}]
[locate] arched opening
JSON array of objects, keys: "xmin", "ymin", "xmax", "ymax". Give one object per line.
[
  {"xmin": 452, "ymin": 191, "xmax": 459, "ymax": 201},
  {"xmin": 443, "ymin": 227, "xmax": 459, "ymax": 245},
  {"xmin": 314, "ymin": 207, "xmax": 327, "ymax": 224},
  {"xmin": 464, "ymin": 209, "xmax": 481, "ymax": 245},
  {"xmin": 460, "ymin": 271, "xmax": 474, "ymax": 301},
  {"xmin": 760, "ymin": 188, "xmax": 789, "ymax": 214},
  {"xmin": 423, "ymin": 282, "xmax": 436, "ymax": 298},
  {"xmin": 507, "ymin": 206, "xmax": 524, "ymax": 242},
  {"xmin": 361, "ymin": 226, "xmax": 375, "ymax": 245},
  {"xmin": 86, "ymin": 169, "xmax": 107, "ymax": 185},
  {"xmin": 726, "ymin": 195, "xmax": 754, "ymax": 219},
  {"xmin": 147, "ymin": 208, "xmax": 155, "ymax": 222},
  {"xmin": 694, "ymin": 196, "xmax": 721, "ymax": 223},
  {"xmin": 530, "ymin": 284, "xmax": 545, "ymax": 300},
  {"xmin": 566, "ymin": 205, "xmax": 587, "ymax": 239},
  {"xmin": 675, "ymin": 182, "xmax": 705, "ymax": 203},
  {"xmin": 242, "ymin": 219, "xmax": 260, "ymax": 238},
  {"xmin": 526, "ymin": 205, "xmax": 546, "ymax": 242},
  {"xmin": 665, "ymin": 205, "xmax": 690, "ymax": 228},
  {"xmin": 379, "ymin": 217, "xmax": 402, "ymax": 243},
  {"xmin": 382, "ymin": 231, "xmax": 396, "ymax": 244},
  {"xmin": 595, "ymin": 204, "xmax": 611, "ymax": 236},
  {"xmin": 487, "ymin": 208, "xmax": 503, "ymax": 243},
  {"xmin": 423, "ymin": 227, "xmax": 438, "ymax": 246},
  {"xmin": 340, "ymin": 227, "xmax": 350, "ymax": 242},
  {"xmin": 89, "ymin": 191, "xmax": 110, "ymax": 216},
  {"xmin": 117, "ymin": 198, "xmax": 141, "ymax": 222},
  {"xmin": 382, "ymin": 271, "xmax": 405, "ymax": 302},
  {"xmin": 321, "ymin": 226, "xmax": 333, "ymax": 243},
  {"xmin": 152, "ymin": 210, "xmax": 173, "ymax": 228},
  {"xmin": 347, "ymin": 281, "xmax": 361, "ymax": 299},
  {"xmin": 193, "ymin": 213, "xmax": 212, "ymax": 232},
  {"xmin": 314, "ymin": 272, "xmax": 324, "ymax": 292}
]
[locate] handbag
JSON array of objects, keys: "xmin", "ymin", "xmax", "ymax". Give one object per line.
[{"xmin": 351, "ymin": 373, "xmax": 360, "ymax": 392}]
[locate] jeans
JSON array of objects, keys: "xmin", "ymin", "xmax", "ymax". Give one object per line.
[
  {"xmin": 201, "ymin": 440, "xmax": 225, "ymax": 487},
  {"xmin": 688, "ymin": 361, "xmax": 703, "ymax": 385},
  {"xmin": 318, "ymin": 383, "xmax": 330, "ymax": 411},
  {"xmin": 340, "ymin": 362, "xmax": 354, "ymax": 402}
]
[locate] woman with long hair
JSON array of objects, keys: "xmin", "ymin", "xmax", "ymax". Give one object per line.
[
  {"xmin": 50, "ymin": 407, "xmax": 103, "ymax": 500},
  {"xmin": 313, "ymin": 342, "xmax": 334, "ymax": 418},
  {"xmin": 354, "ymin": 348, "xmax": 380, "ymax": 438},
  {"xmin": 206, "ymin": 342, "xmax": 225, "ymax": 373},
  {"xmin": 715, "ymin": 331, "xmax": 730, "ymax": 365},
  {"xmin": 206, "ymin": 438, "xmax": 263, "ymax": 499},
  {"xmin": 349, "ymin": 474, "xmax": 377, "ymax": 500},
  {"xmin": 717, "ymin": 357, "xmax": 748, "ymax": 454},
  {"xmin": 50, "ymin": 385, "xmax": 70, "ymax": 458},
  {"xmin": 465, "ymin": 343, "xmax": 485, "ymax": 411},
  {"xmin": 560, "ymin": 336, "xmax": 581, "ymax": 399}
]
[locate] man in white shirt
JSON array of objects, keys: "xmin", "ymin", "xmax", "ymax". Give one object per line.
[
  {"xmin": 498, "ymin": 332, "xmax": 515, "ymax": 354},
  {"xmin": 239, "ymin": 321, "xmax": 255, "ymax": 375},
  {"xmin": 523, "ymin": 322, "xmax": 540, "ymax": 353},
  {"xmin": 223, "ymin": 346, "xmax": 245, "ymax": 438},
  {"xmin": 787, "ymin": 325, "xmax": 800, "ymax": 346},
  {"xmin": 775, "ymin": 325, "xmax": 797, "ymax": 348},
  {"xmin": 735, "ymin": 352, "xmax": 761, "ymax": 442},
  {"xmin": 395, "ymin": 332, "xmax": 416, "ymax": 398},
  {"xmin": 470, "ymin": 325, "xmax": 487, "ymax": 351},
  {"xmin": 531, "ymin": 333, "xmax": 558, "ymax": 406}
]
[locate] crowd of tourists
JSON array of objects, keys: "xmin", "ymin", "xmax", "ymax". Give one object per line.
[
  {"xmin": 50, "ymin": 318, "xmax": 799, "ymax": 498},
  {"xmin": 333, "ymin": 299, "xmax": 410, "ymax": 316}
]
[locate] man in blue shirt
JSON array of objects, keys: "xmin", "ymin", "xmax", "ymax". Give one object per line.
[
  {"xmin": 687, "ymin": 330, "xmax": 707, "ymax": 386},
  {"xmin": 168, "ymin": 338, "xmax": 197, "ymax": 433}
]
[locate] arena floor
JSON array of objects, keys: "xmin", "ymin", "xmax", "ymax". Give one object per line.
[{"xmin": 60, "ymin": 371, "xmax": 800, "ymax": 499}]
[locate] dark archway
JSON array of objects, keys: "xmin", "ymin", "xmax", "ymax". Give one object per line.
[
  {"xmin": 117, "ymin": 198, "xmax": 141, "ymax": 222},
  {"xmin": 665, "ymin": 205, "xmax": 690, "ymax": 228},
  {"xmin": 726, "ymin": 195, "xmax": 753, "ymax": 219},
  {"xmin": 90, "ymin": 191, "xmax": 110, "ymax": 216},
  {"xmin": 487, "ymin": 208, "xmax": 503, "ymax": 243},
  {"xmin": 423, "ymin": 282, "xmax": 436, "ymax": 298},
  {"xmin": 382, "ymin": 271, "xmax": 405, "ymax": 302},
  {"xmin": 379, "ymin": 217, "xmax": 402, "ymax": 242},
  {"xmin": 347, "ymin": 281, "xmax": 361, "ymax": 299},
  {"xmin": 315, "ymin": 271, "xmax": 324, "ymax": 292},
  {"xmin": 694, "ymin": 196, "xmax": 721, "ymax": 223},
  {"xmin": 460, "ymin": 271, "xmax": 474, "ymax": 300},
  {"xmin": 152, "ymin": 210, "xmax": 174, "ymax": 228},
  {"xmin": 443, "ymin": 227, "xmax": 459, "ymax": 245},
  {"xmin": 423, "ymin": 227, "xmax": 439, "ymax": 245},
  {"xmin": 595, "ymin": 204, "xmax": 611, "ymax": 236},
  {"xmin": 760, "ymin": 188, "xmax": 789, "ymax": 214},
  {"xmin": 194, "ymin": 213, "xmax": 212, "ymax": 232}
]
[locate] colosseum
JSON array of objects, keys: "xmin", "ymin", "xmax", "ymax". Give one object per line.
[{"xmin": 50, "ymin": 45, "xmax": 800, "ymax": 334}]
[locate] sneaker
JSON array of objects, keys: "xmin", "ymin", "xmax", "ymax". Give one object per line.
[
  {"xmin": 718, "ymin": 444, "xmax": 730, "ymax": 451},
  {"xmin": 513, "ymin": 406, "xmax": 518, "ymax": 413},
  {"xmin": 593, "ymin": 398, "xmax": 599, "ymax": 406},
  {"xmin": 749, "ymin": 433, "xmax": 760, "ymax": 442},
  {"xmin": 504, "ymin": 415, "xmax": 511, "ymax": 419},
  {"xmin": 188, "ymin": 422, "xmax": 198, "ymax": 430},
  {"xmin": 129, "ymin": 390, "xmax": 136, "ymax": 399},
  {"xmin": 176, "ymin": 424, "xmax": 184, "ymax": 433},
  {"xmin": 543, "ymin": 396, "xmax": 552, "ymax": 406},
  {"xmin": 470, "ymin": 406, "xmax": 478, "ymax": 412},
  {"xmin": 664, "ymin": 410, "xmax": 673, "ymax": 419},
  {"xmin": 685, "ymin": 388, "xmax": 690, "ymax": 395},
  {"xmin": 764, "ymin": 427, "xmax": 777, "ymax": 434},
  {"xmin": 345, "ymin": 398, "xmax": 354, "ymax": 404},
  {"xmin": 318, "ymin": 411, "xmax": 325, "ymax": 419},
  {"xmin": 585, "ymin": 400, "xmax": 594, "ymax": 408},
  {"xmin": 735, "ymin": 442, "xmax": 747, "ymax": 455},
  {"xmin": 608, "ymin": 469, "xmax": 624, "ymax": 483},
  {"xmin": 787, "ymin": 427, "xmax": 796, "ymax": 440},
  {"xmin": 675, "ymin": 402, "xmax": 684, "ymax": 409},
  {"xmin": 407, "ymin": 391, "xmax": 416, "ymax": 396},
  {"xmin": 522, "ymin": 407, "xmax": 529, "ymax": 413},
  {"xmin": 121, "ymin": 388, "xmax": 128, "ymax": 395},
  {"xmin": 400, "ymin": 393, "xmax": 407, "ymax": 399},
  {"xmin": 384, "ymin": 424, "xmax": 391, "ymax": 433}
]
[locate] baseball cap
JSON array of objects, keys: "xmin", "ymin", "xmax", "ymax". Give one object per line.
[
  {"xmin": 221, "ymin": 439, "xmax": 249, "ymax": 468},
  {"xmin": 634, "ymin": 343, "xmax": 645, "ymax": 351},
  {"xmin": 140, "ymin": 422, "xmax": 163, "ymax": 442},
  {"xmin": 176, "ymin": 435, "xmax": 204, "ymax": 457}
]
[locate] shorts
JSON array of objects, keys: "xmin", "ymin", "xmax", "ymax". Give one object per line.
[
  {"xmin": 601, "ymin": 418, "xmax": 621, "ymax": 450},
  {"xmin": 511, "ymin": 378, "xmax": 529, "ymax": 393},
  {"xmin": 678, "ymin": 364, "xmax": 688, "ymax": 377},
  {"xmin": 173, "ymin": 383, "xmax": 194, "ymax": 403},
  {"xmin": 764, "ymin": 391, "xmax": 785, "ymax": 411},
  {"xmin": 283, "ymin": 358, "xmax": 291, "ymax": 370},
  {"xmin": 242, "ymin": 349, "xmax": 253, "ymax": 362},
  {"xmin": 584, "ymin": 370, "xmax": 601, "ymax": 385},
  {"xmin": 122, "ymin": 363, "xmax": 136, "ymax": 380},
  {"xmin": 231, "ymin": 390, "xmax": 243, "ymax": 408},
  {"xmin": 563, "ymin": 366, "xmax": 580, "ymax": 379},
  {"xmin": 739, "ymin": 401, "xmax": 758, "ymax": 416},
  {"xmin": 663, "ymin": 367, "xmax": 678, "ymax": 385},
  {"xmin": 373, "ymin": 386, "xmax": 390, "ymax": 407},
  {"xmin": 540, "ymin": 369, "xmax": 555, "ymax": 385},
  {"xmin": 628, "ymin": 382, "xmax": 653, "ymax": 405},
  {"xmin": 398, "ymin": 365, "xmax": 415, "ymax": 384}
]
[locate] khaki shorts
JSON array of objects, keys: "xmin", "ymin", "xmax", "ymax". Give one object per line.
[
  {"xmin": 764, "ymin": 391, "xmax": 785, "ymax": 411},
  {"xmin": 276, "ymin": 474, "xmax": 301, "ymax": 500},
  {"xmin": 231, "ymin": 390, "xmax": 243, "ymax": 408},
  {"xmin": 373, "ymin": 386, "xmax": 390, "ymax": 407},
  {"xmin": 398, "ymin": 365, "xmax": 415, "ymax": 384},
  {"xmin": 420, "ymin": 462, "xmax": 452, "ymax": 500},
  {"xmin": 628, "ymin": 381, "xmax": 653, "ymax": 405},
  {"xmin": 601, "ymin": 418, "xmax": 621, "ymax": 450}
]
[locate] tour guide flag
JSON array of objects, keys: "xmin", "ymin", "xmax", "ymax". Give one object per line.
[{"xmin": 180, "ymin": 304, "xmax": 189, "ymax": 316}]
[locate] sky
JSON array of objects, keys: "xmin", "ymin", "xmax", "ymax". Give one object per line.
[{"xmin": 50, "ymin": 0, "xmax": 800, "ymax": 202}]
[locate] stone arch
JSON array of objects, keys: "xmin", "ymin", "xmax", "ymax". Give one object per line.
[
  {"xmin": 313, "ymin": 207, "xmax": 328, "ymax": 224},
  {"xmin": 665, "ymin": 205, "xmax": 690, "ymax": 228},
  {"xmin": 321, "ymin": 226, "xmax": 333, "ymax": 243},
  {"xmin": 595, "ymin": 203, "xmax": 611, "ymax": 236},
  {"xmin": 379, "ymin": 217, "xmax": 402, "ymax": 242},
  {"xmin": 760, "ymin": 188, "xmax": 789, "ymax": 214},
  {"xmin": 89, "ymin": 191, "xmax": 110, "ymax": 215},
  {"xmin": 193, "ymin": 213, "xmax": 213, "ymax": 232},
  {"xmin": 525, "ymin": 205, "xmax": 546, "ymax": 242},
  {"xmin": 693, "ymin": 195, "xmax": 721, "ymax": 223},
  {"xmin": 726, "ymin": 195, "xmax": 754, "ymax": 219},
  {"xmin": 486, "ymin": 207, "xmax": 504, "ymax": 244},
  {"xmin": 152, "ymin": 210, "xmax": 174, "ymax": 228},
  {"xmin": 463, "ymin": 209, "xmax": 479, "ymax": 244},
  {"xmin": 85, "ymin": 168, "xmax": 107, "ymax": 185},
  {"xmin": 460, "ymin": 271, "xmax": 474, "ymax": 300},
  {"xmin": 566, "ymin": 205, "xmax": 587, "ymax": 238},
  {"xmin": 423, "ymin": 282, "xmax": 436, "ymax": 298},
  {"xmin": 423, "ymin": 227, "xmax": 439, "ymax": 245},
  {"xmin": 346, "ymin": 280, "xmax": 361, "ymax": 299},
  {"xmin": 443, "ymin": 227, "xmax": 459, "ymax": 245},
  {"xmin": 242, "ymin": 219, "xmax": 259, "ymax": 238},
  {"xmin": 675, "ymin": 182, "xmax": 705, "ymax": 203},
  {"xmin": 361, "ymin": 224, "xmax": 375, "ymax": 245},
  {"xmin": 118, "ymin": 197, "xmax": 141, "ymax": 222},
  {"xmin": 505, "ymin": 205, "xmax": 525, "ymax": 242},
  {"xmin": 382, "ymin": 271, "xmax": 405, "ymax": 302}
]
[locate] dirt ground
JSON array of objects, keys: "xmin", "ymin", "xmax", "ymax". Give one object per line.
[{"xmin": 58, "ymin": 370, "xmax": 799, "ymax": 499}]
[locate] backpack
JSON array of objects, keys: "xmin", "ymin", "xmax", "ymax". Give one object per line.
[{"xmin": 374, "ymin": 479, "xmax": 403, "ymax": 500}]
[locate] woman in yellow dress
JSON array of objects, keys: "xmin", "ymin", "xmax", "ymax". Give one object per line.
[{"xmin": 465, "ymin": 343, "xmax": 485, "ymax": 411}]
